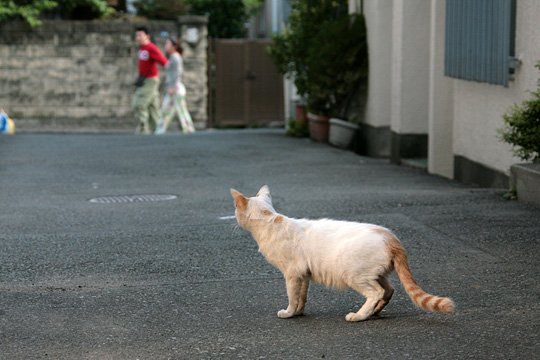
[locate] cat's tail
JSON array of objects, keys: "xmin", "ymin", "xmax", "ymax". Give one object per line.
[{"xmin": 387, "ymin": 235, "xmax": 455, "ymax": 314}]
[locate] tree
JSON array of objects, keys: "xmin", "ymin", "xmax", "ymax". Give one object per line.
[
  {"xmin": 244, "ymin": 0, "xmax": 264, "ymax": 16},
  {"xmin": 187, "ymin": 0, "xmax": 247, "ymax": 38}
]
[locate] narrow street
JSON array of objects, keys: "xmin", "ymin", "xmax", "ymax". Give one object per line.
[{"xmin": 0, "ymin": 130, "xmax": 538, "ymax": 359}]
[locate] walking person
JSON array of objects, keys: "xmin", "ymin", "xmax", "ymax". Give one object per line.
[
  {"xmin": 132, "ymin": 26, "xmax": 168, "ymax": 134},
  {"xmin": 155, "ymin": 38, "xmax": 195, "ymax": 134}
]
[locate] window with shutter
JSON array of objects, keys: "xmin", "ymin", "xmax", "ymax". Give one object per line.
[{"xmin": 445, "ymin": 0, "xmax": 517, "ymax": 87}]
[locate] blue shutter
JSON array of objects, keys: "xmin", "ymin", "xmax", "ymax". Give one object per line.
[{"xmin": 445, "ymin": 0, "xmax": 516, "ymax": 87}]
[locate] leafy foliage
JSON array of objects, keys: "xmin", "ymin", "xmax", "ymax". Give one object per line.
[
  {"xmin": 0, "ymin": 0, "xmax": 254, "ymax": 36},
  {"xmin": 132, "ymin": 0, "xmax": 258, "ymax": 32},
  {"xmin": 499, "ymin": 62, "xmax": 540, "ymax": 162},
  {"xmin": 267, "ymin": 0, "xmax": 368, "ymax": 117},
  {"xmin": 286, "ymin": 119, "xmax": 309, "ymax": 137},
  {"xmin": 52, "ymin": 0, "xmax": 114, "ymax": 20},
  {"xmin": 133, "ymin": 0, "xmax": 187, "ymax": 20},
  {"xmin": 243, "ymin": 0, "xmax": 264, "ymax": 16},
  {"xmin": 0, "ymin": 0, "xmax": 113, "ymax": 26},
  {"xmin": 0, "ymin": 0, "xmax": 57, "ymax": 27},
  {"xmin": 187, "ymin": 0, "xmax": 247, "ymax": 38}
]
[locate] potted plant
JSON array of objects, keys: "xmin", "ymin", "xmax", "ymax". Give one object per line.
[
  {"xmin": 268, "ymin": 0, "xmax": 368, "ymax": 144},
  {"xmin": 286, "ymin": 118, "xmax": 309, "ymax": 138},
  {"xmin": 294, "ymin": 98, "xmax": 308, "ymax": 125},
  {"xmin": 287, "ymin": 98, "xmax": 309, "ymax": 138},
  {"xmin": 499, "ymin": 61, "xmax": 540, "ymax": 205}
]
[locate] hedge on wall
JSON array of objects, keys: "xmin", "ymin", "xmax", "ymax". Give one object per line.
[{"xmin": 0, "ymin": 0, "xmax": 113, "ymax": 27}]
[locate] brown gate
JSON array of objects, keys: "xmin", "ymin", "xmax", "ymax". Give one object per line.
[{"xmin": 210, "ymin": 39, "xmax": 284, "ymax": 127}]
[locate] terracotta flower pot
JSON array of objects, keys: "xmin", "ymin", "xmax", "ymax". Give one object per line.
[
  {"xmin": 295, "ymin": 104, "xmax": 308, "ymax": 124},
  {"xmin": 307, "ymin": 112, "xmax": 330, "ymax": 143}
]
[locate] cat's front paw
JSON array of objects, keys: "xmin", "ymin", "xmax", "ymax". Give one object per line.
[{"xmin": 277, "ymin": 309, "xmax": 294, "ymax": 319}]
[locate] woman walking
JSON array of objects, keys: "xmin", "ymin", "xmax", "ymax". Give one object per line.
[{"xmin": 155, "ymin": 38, "xmax": 195, "ymax": 134}]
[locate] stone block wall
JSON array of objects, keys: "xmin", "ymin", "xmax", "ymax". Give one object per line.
[{"xmin": 0, "ymin": 17, "xmax": 208, "ymax": 132}]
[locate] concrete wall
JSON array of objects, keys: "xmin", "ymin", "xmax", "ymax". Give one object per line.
[
  {"xmin": 348, "ymin": 0, "xmax": 393, "ymax": 158},
  {"xmin": 352, "ymin": 0, "xmax": 430, "ymax": 160},
  {"xmin": 177, "ymin": 16, "xmax": 208, "ymax": 129},
  {"xmin": 390, "ymin": 0, "xmax": 431, "ymax": 135},
  {"xmin": 0, "ymin": 17, "xmax": 207, "ymax": 132}
]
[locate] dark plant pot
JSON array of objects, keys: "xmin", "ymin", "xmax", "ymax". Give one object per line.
[
  {"xmin": 307, "ymin": 112, "xmax": 330, "ymax": 143},
  {"xmin": 329, "ymin": 118, "xmax": 359, "ymax": 150}
]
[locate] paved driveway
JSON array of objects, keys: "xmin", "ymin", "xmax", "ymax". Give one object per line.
[{"xmin": 0, "ymin": 130, "xmax": 538, "ymax": 359}]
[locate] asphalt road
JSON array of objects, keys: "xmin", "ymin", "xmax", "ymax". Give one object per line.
[{"xmin": 0, "ymin": 130, "xmax": 539, "ymax": 359}]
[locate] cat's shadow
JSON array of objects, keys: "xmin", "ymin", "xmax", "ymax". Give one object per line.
[
  {"xmin": 281, "ymin": 311, "xmax": 453, "ymax": 328},
  {"xmin": 286, "ymin": 312, "xmax": 399, "ymax": 323}
]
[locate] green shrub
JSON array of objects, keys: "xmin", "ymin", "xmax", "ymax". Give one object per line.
[
  {"xmin": 0, "ymin": 0, "xmax": 113, "ymax": 26},
  {"xmin": 0, "ymin": 0, "xmax": 57, "ymax": 27},
  {"xmin": 133, "ymin": 0, "xmax": 187, "ymax": 20},
  {"xmin": 52, "ymin": 0, "xmax": 114, "ymax": 20},
  {"xmin": 268, "ymin": 0, "xmax": 368, "ymax": 118},
  {"xmin": 499, "ymin": 61, "xmax": 540, "ymax": 162},
  {"xmin": 187, "ymin": 0, "xmax": 248, "ymax": 38},
  {"xmin": 287, "ymin": 119, "xmax": 309, "ymax": 138}
]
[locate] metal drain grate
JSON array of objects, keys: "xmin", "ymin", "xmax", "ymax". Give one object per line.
[{"xmin": 89, "ymin": 194, "xmax": 177, "ymax": 204}]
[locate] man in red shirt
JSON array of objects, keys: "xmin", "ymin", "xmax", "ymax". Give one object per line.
[{"xmin": 133, "ymin": 26, "xmax": 168, "ymax": 134}]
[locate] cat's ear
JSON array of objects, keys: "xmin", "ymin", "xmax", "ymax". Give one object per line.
[
  {"xmin": 257, "ymin": 185, "xmax": 271, "ymax": 198},
  {"xmin": 230, "ymin": 188, "xmax": 248, "ymax": 209}
]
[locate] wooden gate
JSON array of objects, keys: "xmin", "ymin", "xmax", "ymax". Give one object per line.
[{"xmin": 210, "ymin": 39, "xmax": 284, "ymax": 127}]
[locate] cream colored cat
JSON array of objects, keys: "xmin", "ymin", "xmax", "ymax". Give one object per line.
[{"xmin": 230, "ymin": 185, "xmax": 454, "ymax": 321}]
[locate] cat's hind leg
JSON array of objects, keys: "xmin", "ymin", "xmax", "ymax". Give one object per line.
[
  {"xmin": 373, "ymin": 276, "xmax": 394, "ymax": 316},
  {"xmin": 278, "ymin": 275, "xmax": 308, "ymax": 319},
  {"xmin": 345, "ymin": 279, "xmax": 385, "ymax": 322}
]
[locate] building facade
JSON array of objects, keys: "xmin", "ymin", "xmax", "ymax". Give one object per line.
[{"xmin": 351, "ymin": 0, "xmax": 540, "ymax": 187}]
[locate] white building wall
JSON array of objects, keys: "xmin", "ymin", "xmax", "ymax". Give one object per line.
[
  {"xmin": 452, "ymin": 0, "xmax": 540, "ymax": 175},
  {"xmin": 391, "ymin": 0, "xmax": 431, "ymax": 134},
  {"xmin": 350, "ymin": 0, "xmax": 539, "ymax": 181},
  {"xmin": 362, "ymin": 0, "xmax": 393, "ymax": 128},
  {"xmin": 428, "ymin": 0, "xmax": 454, "ymax": 178}
]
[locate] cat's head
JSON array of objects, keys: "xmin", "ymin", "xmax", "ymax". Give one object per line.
[{"xmin": 230, "ymin": 185, "xmax": 278, "ymax": 230}]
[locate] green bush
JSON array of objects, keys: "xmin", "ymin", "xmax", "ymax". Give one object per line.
[
  {"xmin": 187, "ymin": 0, "xmax": 247, "ymax": 38},
  {"xmin": 243, "ymin": 0, "xmax": 264, "ymax": 16},
  {"xmin": 499, "ymin": 61, "xmax": 540, "ymax": 163},
  {"xmin": 268, "ymin": 0, "xmax": 368, "ymax": 118},
  {"xmin": 286, "ymin": 119, "xmax": 309, "ymax": 138},
  {"xmin": 0, "ymin": 0, "xmax": 113, "ymax": 26},
  {"xmin": 0, "ymin": 0, "xmax": 57, "ymax": 27},
  {"xmin": 52, "ymin": 0, "xmax": 114, "ymax": 20},
  {"xmin": 133, "ymin": 0, "xmax": 187, "ymax": 20}
]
